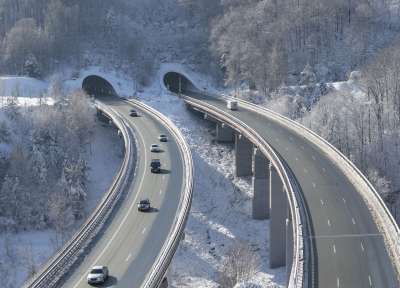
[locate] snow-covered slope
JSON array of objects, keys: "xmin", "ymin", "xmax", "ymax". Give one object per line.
[{"xmin": 0, "ymin": 76, "xmax": 122, "ymax": 287}]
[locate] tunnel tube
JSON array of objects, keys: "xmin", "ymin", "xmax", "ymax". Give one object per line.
[
  {"xmin": 163, "ymin": 72, "xmax": 198, "ymax": 94},
  {"xmin": 82, "ymin": 75, "xmax": 117, "ymax": 97}
]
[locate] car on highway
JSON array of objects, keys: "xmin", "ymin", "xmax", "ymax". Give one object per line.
[
  {"xmin": 87, "ymin": 265, "xmax": 109, "ymax": 284},
  {"xmin": 150, "ymin": 144, "xmax": 161, "ymax": 152},
  {"xmin": 138, "ymin": 199, "xmax": 151, "ymax": 212},
  {"xmin": 150, "ymin": 159, "xmax": 161, "ymax": 173},
  {"xmin": 130, "ymin": 109, "xmax": 138, "ymax": 117},
  {"xmin": 158, "ymin": 134, "xmax": 168, "ymax": 142},
  {"xmin": 227, "ymin": 100, "xmax": 238, "ymax": 110}
]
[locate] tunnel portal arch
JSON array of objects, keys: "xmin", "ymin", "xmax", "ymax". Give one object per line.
[
  {"xmin": 82, "ymin": 75, "xmax": 117, "ymax": 97},
  {"xmin": 163, "ymin": 72, "xmax": 197, "ymax": 94}
]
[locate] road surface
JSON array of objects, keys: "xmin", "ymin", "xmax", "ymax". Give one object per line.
[
  {"xmin": 63, "ymin": 96, "xmax": 185, "ymax": 288},
  {"xmin": 184, "ymin": 91, "xmax": 398, "ymax": 288}
]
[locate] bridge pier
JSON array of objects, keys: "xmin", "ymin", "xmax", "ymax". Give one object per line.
[
  {"xmin": 216, "ymin": 123, "xmax": 234, "ymax": 143},
  {"xmin": 235, "ymin": 134, "xmax": 253, "ymax": 177},
  {"xmin": 252, "ymin": 148, "xmax": 270, "ymax": 219},
  {"xmin": 269, "ymin": 164, "xmax": 287, "ymax": 268}
]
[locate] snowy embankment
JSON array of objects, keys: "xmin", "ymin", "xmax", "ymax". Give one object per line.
[{"xmin": 0, "ymin": 76, "xmax": 122, "ymax": 287}]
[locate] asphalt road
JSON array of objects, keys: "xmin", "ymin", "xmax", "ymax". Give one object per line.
[
  {"xmin": 63, "ymin": 96, "xmax": 185, "ymax": 288},
  {"xmin": 184, "ymin": 92, "xmax": 398, "ymax": 288}
]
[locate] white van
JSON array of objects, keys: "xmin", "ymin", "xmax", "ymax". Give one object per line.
[{"xmin": 227, "ymin": 100, "xmax": 238, "ymax": 110}]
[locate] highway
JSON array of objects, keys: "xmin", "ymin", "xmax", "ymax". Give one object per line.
[
  {"xmin": 62, "ymin": 95, "xmax": 186, "ymax": 288},
  {"xmin": 183, "ymin": 91, "xmax": 398, "ymax": 288}
]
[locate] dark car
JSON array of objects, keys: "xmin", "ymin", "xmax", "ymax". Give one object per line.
[
  {"xmin": 158, "ymin": 134, "xmax": 168, "ymax": 142},
  {"xmin": 138, "ymin": 199, "xmax": 151, "ymax": 212},
  {"xmin": 150, "ymin": 159, "xmax": 161, "ymax": 173},
  {"xmin": 130, "ymin": 109, "xmax": 138, "ymax": 117}
]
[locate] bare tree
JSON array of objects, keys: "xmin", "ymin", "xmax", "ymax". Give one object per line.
[{"xmin": 217, "ymin": 240, "xmax": 260, "ymax": 288}]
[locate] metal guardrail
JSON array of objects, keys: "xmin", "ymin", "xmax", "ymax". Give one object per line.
[
  {"xmin": 125, "ymin": 99, "xmax": 194, "ymax": 288},
  {"xmin": 236, "ymin": 97, "xmax": 400, "ymax": 282},
  {"xmin": 23, "ymin": 102, "xmax": 136, "ymax": 288},
  {"xmin": 182, "ymin": 95, "xmax": 308, "ymax": 288}
]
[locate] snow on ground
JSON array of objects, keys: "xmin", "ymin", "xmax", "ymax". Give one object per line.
[
  {"xmin": 0, "ymin": 77, "xmax": 48, "ymax": 97},
  {"xmin": 0, "ymin": 76, "xmax": 123, "ymax": 287},
  {"xmin": 85, "ymin": 122, "xmax": 124, "ymax": 214},
  {"xmin": 0, "ymin": 76, "xmax": 54, "ymax": 107}
]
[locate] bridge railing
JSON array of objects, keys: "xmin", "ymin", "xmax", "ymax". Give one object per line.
[
  {"xmin": 235, "ymin": 97, "xmax": 400, "ymax": 282},
  {"xmin": 126, "ymin": 99, "xmax": 194, "ymax": 288},
  {"xmin": 182, "ymin": 95, "xmax": 310, "ymax": 288}
]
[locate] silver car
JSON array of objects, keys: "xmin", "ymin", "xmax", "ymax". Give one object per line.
[
  {"xmin": 87, "ymin": 265, "xmax": 108, "ymax": 284},
  {"xmin": 150, "ymin": 144, "xmax": 161, "ymax": 152}
]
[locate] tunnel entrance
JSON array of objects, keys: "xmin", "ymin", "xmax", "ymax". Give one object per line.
[
  {"xmin": 163, "ymin": 72, "xmax": 197, "ymax": 94},
  {"xmin": 82, "ymin": 75, "xmax": 117, "ymax": 97}
]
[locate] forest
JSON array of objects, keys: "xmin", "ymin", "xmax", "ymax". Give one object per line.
[{"xmin": 1, "ymin": 0, "xmax": 400, "ymax": 221}]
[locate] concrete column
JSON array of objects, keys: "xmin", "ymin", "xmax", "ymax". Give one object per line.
[
  {"xmin": 252, "ymin": 148, "xmax": 270, "ymax": 219},
  {"xmin": 216, "ymin": 123, "xmax": 234, "ymax": 142},
  {"xmin": 286, "ymin": 216, "xmax": 294, "ymax": 285},
  {"xmin": 235, "ymin": 134, "xmax": 253, "ymax": 177},
  {"xmin": 269, "ymin": 164, "xmax": 287, "ymax": 268}
]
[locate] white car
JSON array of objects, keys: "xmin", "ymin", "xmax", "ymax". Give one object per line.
[
  {"xmin": 150, "ymin": 144, "xmax": 161, "ymax": 152},
  {"xmin": 87, "ymin": 265, "xmax": 109, "ymax": 284},
  {"xmin": 227, "ymin": 100, "xmax": 238, "ymax": 110}
]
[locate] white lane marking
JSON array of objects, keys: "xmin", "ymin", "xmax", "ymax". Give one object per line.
[
  {"xmin": 320, "ymin": 199, "xmax": 324, "ymax": 206},
  {"xmin": 337, "ymin": 277, "xmax": 340, "ymax": 287},
  {"xmin": 352, "ymin": 218, "xmax": 356, "ymax": 225},
  {"xmin": 360, "ymin": 242, "xmax": 365, "ymax": 252},
  {"xmin": 160, "ymin": 189, "xmax": 163, "ymax": 195},
  {"xmin": 343, "ymin": 198, "xmax": 346, "ymax": 204},
  {"xmin": 142, "ymin": 227, "xmax": 147, "ymax": 234},
  {"xmin": 327, "ymin": 219, "xmax": 331, "ymax": 227},
  {"xmin": 73, "ymin": 124, "xmax": 148, "ymax": 287},
  {"xmin": 368, "ymin": 275, "xmax": 372, "ymax": 286},
  {"xmin": 162, "ymin": 175, "xmax": 166, "ymax": 180},
  {"xmin": 332, "ymin": 244, "xmax": 336, "ymax": 254},
  {"xmin": 312, "ymin": 182, "xmax": 316, "ymax": 189},
  {"xmin": 295, "ymin": 157, "xmax": 299, "ymax": 161},
  {"xmin": 311, "ymin": 233, "xmax": 382, "ymax": 239},
  {"xmin": 125, "ymin": 253, "xmax": 132, "ymax": 262}
]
